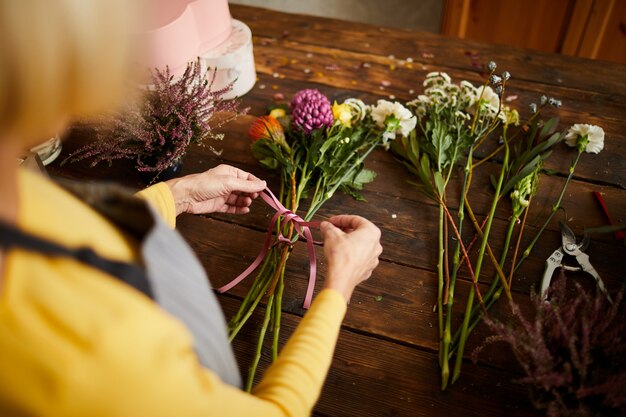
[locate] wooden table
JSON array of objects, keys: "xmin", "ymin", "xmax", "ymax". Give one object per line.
[{"xmin": 49, "ymin": 5, "xmax": 626, "ymax": 416}]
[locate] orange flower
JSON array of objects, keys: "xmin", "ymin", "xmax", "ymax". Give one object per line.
[{"xmin": 248, "ymin": 116, "xmax": 290, "ymax": 151}]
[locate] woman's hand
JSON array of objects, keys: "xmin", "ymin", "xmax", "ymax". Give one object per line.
[
  {"xmin": 165, "ymin": 164, "xmax": 266, "ymax": 216},
  {"xmin": 320, "ymin": 215, "xmax": 383, "ymax": 302}
]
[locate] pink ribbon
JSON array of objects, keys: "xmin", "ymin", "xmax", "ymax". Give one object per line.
[{"xmin": 217, "ymin": 188, "xmax": 321, "ymax": 308}]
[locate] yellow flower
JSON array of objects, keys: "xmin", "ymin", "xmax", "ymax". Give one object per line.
[
  {"xmin": 269, "ymin": 108, "xmax": 286, "ymax": 119},
  {"xmin": 503, "ymin": 107, "xmax": 519, "ymax": 126},
  {"xmin": 332, "ymin": 101, "xmax": 352, "ymax": 127}
]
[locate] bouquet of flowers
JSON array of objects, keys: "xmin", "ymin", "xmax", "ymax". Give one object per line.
[
  {"xmin": 221, "ymin": 88, "xmax": 415, "ymax": 390},
  {"xmin": 390, "ymin": 63, "xmax": 605, "ymax": 389},
  {"xmin": 63, "ymin": 60, "xmax": 244, "ymax": 181}
]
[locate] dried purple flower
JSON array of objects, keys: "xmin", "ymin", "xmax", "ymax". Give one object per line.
[
  {"xmin": 474, "ymin": 277, "xmax": 626, "ymax": 417},
  {"xmin": 290, "ymin": 89, "xmax": 334, "ymax": 133},
  {"xmin": 63, "ymin": 60, "xmax": 246, "ymax": 177}
]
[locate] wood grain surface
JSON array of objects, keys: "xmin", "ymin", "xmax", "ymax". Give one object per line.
[{"xmin": 48, "ymin": 5, "xmax": 626, "ymax": 416}]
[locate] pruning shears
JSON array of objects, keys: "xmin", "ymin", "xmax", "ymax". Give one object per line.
[{"xmin": 540, "ymin": 222, "xmax": 612, "ymax": 303}]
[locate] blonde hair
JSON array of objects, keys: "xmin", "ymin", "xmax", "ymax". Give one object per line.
[{"xmin": 0, "ymin": 0, "xmax": 134, "ymax": 142}]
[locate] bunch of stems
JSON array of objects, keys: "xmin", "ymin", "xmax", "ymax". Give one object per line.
[
  {"xmin": 228, "ymin": 141, "xmax": 380, "ymax": 390},
  {"xmin": 447, "ymin": 138, "xmax": 585, "ymax": 371}
]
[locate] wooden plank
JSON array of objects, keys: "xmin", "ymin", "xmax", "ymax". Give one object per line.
[
  {"xmin": 578, "ymin": 0, "xmax": 617, "ymax": 58},
  {"xmin": 441, "ymin": 0, "xmax": 470, "ymax": 38},
  {"xmin": 219, "ymin": 296, "xmax": 539, "ymax": 417},
  {"xmin": 560, "ymin": 0, "xmax": 594, "ymax": 55},
  {"xmin": 231, "ymin": 4, "xmax": 626, "ymax": 97},
  {"xmin": 178, "ymin": 213, "xmax": 531, "ymax": 368},
  {"xmin": 49, "ymin": 122, "xmax": 626, "ymax": 293}
]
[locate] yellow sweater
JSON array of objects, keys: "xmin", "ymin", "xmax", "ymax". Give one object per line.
[{"xmin": 0, "ymin": 168, "xmax": 346, "ymax": 417}]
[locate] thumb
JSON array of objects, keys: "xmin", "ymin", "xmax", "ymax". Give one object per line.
[
  {"xmin": 320, "ymin": 220, "xmax": 343, "ymax": 239},
  {"xmin": 226, "ymin": 177, "xmax": 266, "ymax": 194}
]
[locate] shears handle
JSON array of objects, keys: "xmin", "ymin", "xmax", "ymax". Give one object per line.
[
  {"xmin": 541, "ymin": 249, "xmax": 564, "ymax": 300},
  {"xmin": 575, "ymin": 252, "xmax": 613, "ymax": 304}
]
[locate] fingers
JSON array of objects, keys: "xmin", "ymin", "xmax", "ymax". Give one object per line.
[
  {"xmin": 327, "ymin": 215, "xmax": 380, "ymax": 236},
  {"xmin": 320, "ymin": 220, "xmax": 344, "ymax": 240},
  {"xmin": 224, "ymin": 176, "xmax": 267, "ymax": 195},
  {"xmin": 225, "ymin": 193, "xmax": 252, "ymax": 208}
]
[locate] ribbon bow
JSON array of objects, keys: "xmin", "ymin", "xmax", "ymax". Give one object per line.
[{"xmin": 217, "ymin": 188, "xmax": 321, "ymax": 308}]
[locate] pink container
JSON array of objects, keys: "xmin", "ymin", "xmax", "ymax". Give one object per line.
[{"xmin": 138, "ymin": 0, "xmax": 232, "ymax": 74}]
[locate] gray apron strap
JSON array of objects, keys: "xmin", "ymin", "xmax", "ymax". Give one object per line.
[
  {"xmin": 54, "ymin": 179, "xmax": 242, "ymax": 388},
  {"xmin": 141, "ymin": 205, "xmax": 242, "ymax": 388}
]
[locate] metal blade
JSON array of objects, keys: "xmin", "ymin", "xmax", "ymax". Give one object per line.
[{"xmin": 559, "ymin": 222, "xmax": 577, "ymax": 248}]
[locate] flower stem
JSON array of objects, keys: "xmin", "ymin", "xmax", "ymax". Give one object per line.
[
  {"xmin": 464, "ymin": 198, "xmax": 512, "ymax": 302},
  {"xmin": 272, "ymin": 265, "xmax": 286, "ymax": 361},
  {"xmin": 437, "ymin": 202, "xmax": 445, "ymax": 366},
  {"xmin": 452, "ymin": 128, "xmax": 510, "ymax": 384},
  {"xmin": 440, "ymin": 145, "xmax": 474, "ymax": 390},
  {"xmin": 246, "ymin": 293, "xmax": 275, "ymax": 392},
  {"xmin": 515, "ymin": 151, "xmax": 582, "ymax": 270},
  {"xmin": 509, "ymin": 196, "xmax": 531, "ymax": 287}
]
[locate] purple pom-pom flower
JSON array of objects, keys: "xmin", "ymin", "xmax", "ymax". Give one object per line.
[{"xmin": 290, "ymin": 89, "xmax": 334, "ymax": 133}]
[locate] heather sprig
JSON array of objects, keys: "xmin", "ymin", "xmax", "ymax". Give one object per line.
[
  {"xmin": 474, "ymin": 277, "xmax": 625, "ymax": 417},
  {"xmin": 63, "ymin": 59, "xmax": 246, "ymax": 177}
]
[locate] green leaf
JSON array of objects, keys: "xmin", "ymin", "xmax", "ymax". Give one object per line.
[
  {"xmin": 584, "ymin": 224, "xmax": 626, "ymax": 234},
  {"xmin": 489, "ymin": 174, "xmax": 498, "ymax": 190},
  {"xmin": 340, "ymin": 184, "xmax": 366, "ymax": 201},
  {"xmin": 433, "ymin": 171, "xmax": 445, "ymax": 196},
  {"xmin": 539, "ymin": 117, "xmax": 559, "ymax": 139},
  {"xmin": 352, "ymin": 168, "xmax": 377, "ymax": 189},
  {"xmin": 541, "ymin": 168, "xmax": 560, "ymax": 176},
  {"xmin": 259, "ymin": 157, "xmax": 278, "ymax": 169}
]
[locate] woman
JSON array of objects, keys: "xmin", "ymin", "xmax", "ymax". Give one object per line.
[{"xmin": 0, "ymin": 1, "xmax": 382, "ymax": 416}]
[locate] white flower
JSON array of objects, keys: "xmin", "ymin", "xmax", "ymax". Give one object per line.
[
  {"xmin": 423, "ymin": 72, "xmax": 451, "ymax": 88},
  {"xmin": 565, "ymin": 124, "xmax": 605, "ymax": 154},
  {"xmin": 476, "ymin": 86, "xmax": 500, "ymax": 110},
  {"xmin": 467, "ymin": 86, "xmax": 503, "ymax": 120},
  {"xmin": 343, "ymin": 98, "xmax": 367, "ymax": 121},
  {"xmin": 425, "ymin": 71, "xmax": 451, "ymax": 83},
  {"xmin": 371, "ymin": 99, "xmax": 417, "ymax": 140}
]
